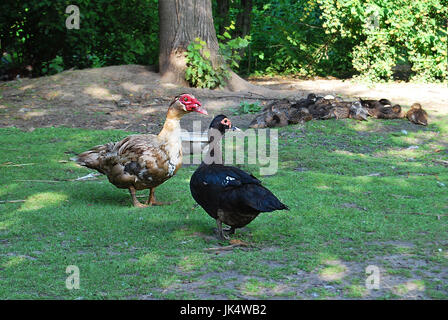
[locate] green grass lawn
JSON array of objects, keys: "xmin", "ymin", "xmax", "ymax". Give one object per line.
[{"xmin": 0, "ymin": 117, "xmax": 447, "ymax": 299}]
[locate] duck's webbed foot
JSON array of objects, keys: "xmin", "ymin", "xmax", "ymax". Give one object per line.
[
  {"xmin": 129, "ymin": 187, "xmax": 148, "ymax": 208},
  {"xmin": 214, "ymin": 220, "xmax": 231, "ymax": 240},
  {"xmin": 146, "ymin": 188, "xmax": 179, "ymax": 206}
]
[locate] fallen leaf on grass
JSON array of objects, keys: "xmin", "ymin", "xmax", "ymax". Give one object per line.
[
  {"xmin": 204, "ymin": 240, "xmax": 251, "ymax": 252},
  {"xmin": 229, "ymin": 239, "xmax": 249, "ymax": 246}
]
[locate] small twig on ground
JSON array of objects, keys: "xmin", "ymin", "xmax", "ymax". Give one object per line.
[
  {"xmin": 387, "ymin": 212, "xmax": 448, "ymax": 219},
  {"xmin": 0, "ymin": 199, "xmax": 26, "ymax": 204},
  {"xmin": 0, "ymin": 163, "xmax": 35, "ymax": 167},
  {"xmin": 247, "ymin": 91, "xmax": 270, "ymax": 98},
  {"xmin": 14, "ymin": 179, "xmax": 61, "ymax": 183},
  {"xmin": 13, "ymin": 173, "xmax": 102, "ymax": 183},
  {"xmin": 366, "ymin": 172, "xmax": 383, "ymax": 177},
  {"xmin": 72, "ymin": 173, "xmax": 101, "ymax": 181},
  {"xmin": 204, "ymin": 244, "xmax": 240, "ymax": 252},
  {"xmin": 409, "ymin": 212, "xmax": 448, "ymax": 217},
  {"xmin": 433, "ymin": 159, "xmax": 448, "ymax": 167},
  {"xmin": 204, "ymin": 239, "xmax": 251, "ymax": 252},
  {"xmin": 211, "ymin": 94, "xmax": 282, "ymax": 101}
]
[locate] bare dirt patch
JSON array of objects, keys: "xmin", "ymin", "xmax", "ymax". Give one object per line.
[
  {"xmin": 1, "ymin": 65, "xmax": 447, "ymax": 134},
  {"xmin": 153, "ymin": 251, "xmax": 444, "ymax": 299}
]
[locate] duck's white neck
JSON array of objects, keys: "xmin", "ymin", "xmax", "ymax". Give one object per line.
[{"xmin": 158, "ymin": 118, "xmax": 181, "ymax": 142}]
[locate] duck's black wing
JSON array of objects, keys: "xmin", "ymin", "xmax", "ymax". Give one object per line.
[{"xmin": 190, "ymin": 164, "xmax": 288, "ymax": 219}]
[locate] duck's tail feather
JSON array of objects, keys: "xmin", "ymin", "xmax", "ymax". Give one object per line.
[
  {"xmin": 73, "ymin": 142, "xmax": 116, "ymax": 174},
  {"xmin": 244, "ymin": 184, "xmax": 289, "ymax": 212}
]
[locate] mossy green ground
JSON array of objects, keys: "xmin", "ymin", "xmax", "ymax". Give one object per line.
[{"xmin": 0, "ymin": 117, "xmax": 447, "ymax": 299}]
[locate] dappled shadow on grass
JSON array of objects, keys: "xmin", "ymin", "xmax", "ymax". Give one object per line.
[
  {"xmin": 274, "ymin": 116, "xmax": 448, "ymax": 180},
  {"xmin": 0, "ymin": 124, "xmax": 447, "ymax": 299},
  {"xmin": 1, "ymin": 172, "xmax": 447, "ymax": 299}
]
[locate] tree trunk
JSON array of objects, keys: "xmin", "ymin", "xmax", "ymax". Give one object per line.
[
  {"xmin": 158, "ymin": 0, "xmax": 259, "ymax": 92},
  {"xmin": 158, "ymin": 0, "xmax": 220, "ymax": 85}
]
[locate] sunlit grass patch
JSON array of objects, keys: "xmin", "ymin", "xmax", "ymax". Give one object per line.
[
  {"xmin": 2, "ymin": 255, "xmax": 27, "ymax": 268},
  {"xmin": 393, "ymin": 280, "xmax": 425, "ymax": 296},
  {"xmin": 0, "ymin": 117, "xmax": 447, "ymax": 299},
  {"xmin": 319, "ymin": 260, "xmax": 347, "ymax": 282},
  {"xmin": 345, "ymin": 284, "xmax": 368, "ymax": 298},
  {"xmin": 19, "ymin": 192, "xmax": 68, "ymax": 212},
  {"xmin": 178, "ymin": 253, "xmax": 207, "ymax": 272},
  {"xmin": 240, "ymin": 278, "xmax": 277, "ymax": 296}
]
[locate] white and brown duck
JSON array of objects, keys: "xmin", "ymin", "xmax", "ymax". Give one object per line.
[{"xmin": 75, "ymin": 94, "xmax": 207, "ymax": 207}]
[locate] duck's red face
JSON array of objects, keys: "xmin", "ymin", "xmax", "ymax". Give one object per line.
[{"xmin": 179, "ymin": 94, "xmax": 207, "ymax": 115}]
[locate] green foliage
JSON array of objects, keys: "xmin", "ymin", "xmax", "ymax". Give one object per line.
[
  {"xmin": 184, "ymin": 26, "xmax": 250, "ymax": 89},
  {"xmin": 185, "ymin": 38, "xmax": 229, "ymax": 89},
  {"xmin": 41, "ymin": 55, "xmax": 64, "ymax": 75},
  {"xmin": 87, "ymin": 53, "xmax": 106, "ymax": 69},
  {"xmin": 0, "ymin": 0, "xmax": 159, "ymax": 76},
  {"xmin": 221, "ymin": 0, "xmax": 447, "ymax": 82},
  {"xmin": 1, "ymin": 0, "xmax": 446, "ymax": 82},
  {"xmin": 317, "ymin": 0, "xmax": 448, "ymax": 82},
  {"xmin": 239, "ymin": 0, "xmax": 355, "ymax": 78},
  {"xmin": 231, "ymin": 101, "xmax": 262, "ymax": 115},
  {"xmin": 217, "ymin": 22, "xmax": 251, "ymax": 70},
  {"xmin": 1, "ymin": 114, "xmax": 448, "ymax": 298}
]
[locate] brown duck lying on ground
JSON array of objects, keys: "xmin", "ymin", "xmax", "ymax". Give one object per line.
[
  {"xmin": 359, "ymin": 98, "xmax": 404, "ymax": 119},
  {"xmin": 249, "ymin": 99, "xmax": 312, "ymax": 128},
  {"xmin": 75, "ymin": 94, "xmax": 207, "ymax": 207},
  {"xmin": 359, "ymin": 98, "xmax": 391, "ymax": 110},
  {"xmin": 406, "ymin": 103, "xmax": 428, "ymax": 126},
  {"xmin": 289, "ymin": 107, "xmax": 313, "ymax": 124},
  {"xmin": 349, "ymin": 101, "xmax": 369, "ymax": 121},
  {"xmin": 309, "ymin": 98, "xmax": 368, "ymax": 121},
  {"xmin": 307, "ymin": 96, "xmax": 334, "ymax": 119},
  {"xmin": 376, "ymin": 104, "xmax": 403, "ymax": 119},
  {"xmin": 291, "ymin": 93, "xmax": 318, "ymax": 109}
]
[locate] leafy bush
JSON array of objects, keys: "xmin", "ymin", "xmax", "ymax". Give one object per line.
[
  {"xmin": 217, "ymin": 22, "xmax": 251, "ymax": 70},
  {"xmin": 318, "ymin": 0, "xmax": 448, "ymax": 82},
  {"xmin": 231, "ymin": 101, "xmax": 262, "ymax": 115},
  {"xmin": 230, "ymin": 0, "xmax": 447, "ymax": 82},
  {"xmin": 1, "ymin": 0, "xmax": 446, "ymax": 83},
  {"xmin": 0, "ymin": 0, "xmax": 159, "ymax": 76},
  {"xmin": 185, "ymin": 38, "xmax": 229, "ymax": 89},
  {"xmin": 185, "ymin": 29, "xmax": 250, "ymax": 89},
  {"xmin": 238, "ymin": 0, "xmax": 355, "ymax": 78},
  {"xmin": 41, "ymin": 55, "xmax": 64, "ymax": 75}
]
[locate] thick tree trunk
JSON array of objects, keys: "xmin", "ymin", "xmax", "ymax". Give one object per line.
[
  {"xmin": 158, "ymin": 0, "xmax": 220, "ymax": 85},
  {"xmin": 158, "ymin": 0, "xmax": 259, "ymax": 92}
]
